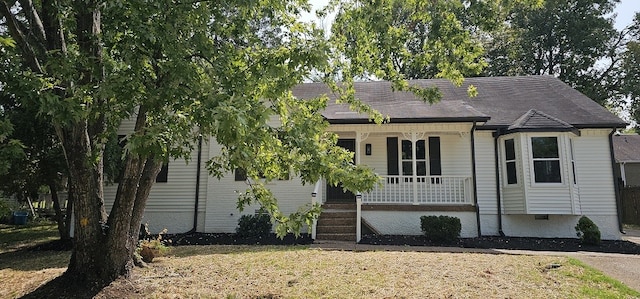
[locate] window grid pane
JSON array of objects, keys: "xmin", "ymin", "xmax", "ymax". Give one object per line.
[
  {"xmin": 532, "ymin": 137, "xmax": 559, "ymax": 158},
  {"xmin": 533, "ymin": 160, "xmax": 561, "ymax": 183},
  {"xmin": 505, "ymin": 139, "xmax": 516, "ymax": 160},
  {"xmin": 506, "ymin": 162, "xmax": 517, "ymax": 184}
]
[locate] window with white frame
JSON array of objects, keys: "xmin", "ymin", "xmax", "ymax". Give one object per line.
[
  {"xmin": 531, "ymin": 137, "xmax": 561, "ymax": 183},
  {"xmin": 504, "ymin": 138, "xmax": 517, "ymax": 185}
]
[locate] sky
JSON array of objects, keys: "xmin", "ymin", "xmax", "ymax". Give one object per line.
[
  {"xmin": 613, "ymin": 0, "xmax": 638, "ymax": 30},
  {"xmin": 301, "ymin": 0, "xmax": 639, "ymax": 31}
]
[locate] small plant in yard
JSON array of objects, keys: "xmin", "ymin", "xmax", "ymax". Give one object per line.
[
  {"xmin": 0, "ymin": 200, "xmax": 12, "ymax": 224},
  {"xmin": 420, "ymin": 215, "xmax": 461, "ymax": 242},
  {"xmin": 137, "ymin": 227, "xmax": 171, "ymax": 263},
  {"xmin": 575, "ymin": 216, "xmax": 601, "ymax": 245},
  {"xmin": 236, "ymin": 212, "xmax": 272, "ymax": 238}
]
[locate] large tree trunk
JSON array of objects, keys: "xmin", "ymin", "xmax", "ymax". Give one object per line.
[
  {"xmin": 60, "ymin": 0, "xmax": 112, "ymax": 288},
  {"xmin": 61, "ymin": 120, "xmax": 110, "ymax": 286}
]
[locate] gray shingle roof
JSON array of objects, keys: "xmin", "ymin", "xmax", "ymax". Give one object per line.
[
  {"xmin": 507, "ymin": 109, "xmax": 578, "ymax": 134},
  {"xmin": 292, "ymin": 81, "xmax": 489, "ymax": 123},
  {"xmin": 292, "ymin": 75, "xmax": 626, "ymax": 129},
  {"xmin": 613, "ymin": 135, "xmax": 640, "ymax": 162}
]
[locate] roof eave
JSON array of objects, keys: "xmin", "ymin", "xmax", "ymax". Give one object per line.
[
  {"xmin": 478, "ymin": 123, "xmax": 627, "ymax": 130},
  {"xmin": 326, "ymin": 116, "xmax": 490, "ymax": 124}
]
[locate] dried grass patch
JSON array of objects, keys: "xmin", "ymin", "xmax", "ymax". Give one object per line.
[
  {"xmin": 99, "ymin": 245, "xmax": 638, "ymax": 298},
  {"xmin": 0, "ymin": 250, "xmax": 69, "ymax": 298}
]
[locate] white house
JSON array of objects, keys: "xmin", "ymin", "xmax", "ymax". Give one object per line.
[{"xmin": 105, "ymin": 75, "xmax": 627, "ymax": 241}]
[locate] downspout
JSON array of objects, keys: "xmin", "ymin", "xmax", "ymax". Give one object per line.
[
  {"xmin": 608, "ymin": 129, "xmax": 624, "ymax": 233},
  {"xmin": 470, "ymin": 122, "xmax": 481, "ymax": 237},
  {"xmin": 189, "ymin": 134, "xmax": 203, "ymax": 233},
  {"xmin": 494, "ymin": 130, "xmax": 505, "ymax": 237}
]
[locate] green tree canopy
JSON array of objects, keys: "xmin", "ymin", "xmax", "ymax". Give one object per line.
[
  {"xmin": 0, "ymin": 0, "xmax": 541, "ymax": 295},
  {"xmin": 482, "ymin": 0, "xmax": 624, "ymax": 106}
]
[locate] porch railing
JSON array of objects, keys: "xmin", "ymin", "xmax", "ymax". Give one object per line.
[{"xmin": 362, "ymin": 175, "xmax": 472, "ymax": 205}]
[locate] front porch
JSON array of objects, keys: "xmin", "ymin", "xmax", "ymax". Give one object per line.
[
  {"xmin": 312, "ymin": 175, "xmax": 476, "ymax": 242},
  {"xmin": 312, "ymin": 123, "xmax": 479, "ymax": 242}
]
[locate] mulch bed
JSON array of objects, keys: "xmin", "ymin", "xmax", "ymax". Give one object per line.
[
  {"xmin": 25, "ymin": 233, "xmax": 640, "ymax": 255},
  {"xmin": 359, "ymin": 234, "xmax": 640, "ymax": 254},
  {"xmin": 162, "ymin": 232, "xmax": 314, "ymax": 246}
]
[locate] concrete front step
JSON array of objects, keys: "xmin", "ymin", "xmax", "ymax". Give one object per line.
[
  {"xmin": 319, "ymin": 211, "xmax": 357, "ymax": 218},
  {"xmin": 315, "ymin": 233, "xmax": 356, "ymax": 241},
  {"xmin": 317, "ymin": 225, "xmax": 356, "ymax": 234},
  {"xmin": 317, "ymin": 218, "xmax": 356, "ymax": 226},
  {"xmin": 322, "ymin": 203, "xmax": 357, "ymax": 210},
  {"xmin": 316, "ymin": 204, "xmax": 357, "ymax": 241}
]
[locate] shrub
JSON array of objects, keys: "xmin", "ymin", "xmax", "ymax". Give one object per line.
[
  {"xmin": 0, "ymin": 200, "xmax": 11, "ymax": 224},
  {"xmin": 420, "ymin": 215, "xmax": 461, "ymax": 242},
  {"xmin": 137, "ymin": 228, "xmax": 171, "ymax": 263},
  {"xmin": 575, "ymin": 216, "xmax": 601, "ymax": 245},
  {"xmin": 236, "ymin": 213, "xmax": 272, "ymax": 238}
]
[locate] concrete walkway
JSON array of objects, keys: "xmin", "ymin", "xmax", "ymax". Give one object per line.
[{"xmin": 310, "ymin": 236, "xmax": 640, "ymax": 292}]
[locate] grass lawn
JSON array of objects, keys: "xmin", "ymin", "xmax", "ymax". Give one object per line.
[
  {"xmin": 0, "ymin": 222, "xmax": 69, "ymax": 299},
  {"xmin": 95, "ymin": 246, "xmax": 640, "ymax": 298},
  {"xmin": 2, "ymin": 225, "xmax": 640, "ymax": 298},
  {"xmin": 0, "ymin": 221, "xmax": 59, "ymax": 254}
]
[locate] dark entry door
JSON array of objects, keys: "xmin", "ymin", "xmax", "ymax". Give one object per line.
[{"xmin": 326, "ymin": 139, "xmax": 356, "ymax": 203}]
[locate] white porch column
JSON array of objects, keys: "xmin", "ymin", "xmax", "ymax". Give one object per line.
[
  {"xmin": 412, "ymin": 134, "xmax": 418, "ymax": 205},
  {"xmin": 311, "ymin": 180, "xmax": 322, "ymax": 239},
  {"xmin": 356, "ymin": 193, "xmax": 362, "ymax": 242}
]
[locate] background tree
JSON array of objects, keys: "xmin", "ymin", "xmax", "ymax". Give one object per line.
[
  {"xmin": 0, "ymin": 95, "xmax": 70, "ymax": 238},
  {"xmin": 619, "ymin": 13, "xmax": 640, "ymax": 131},
  {"xmin": 482, "ymin": 0, "xmax": 623, "ymax": 106}
]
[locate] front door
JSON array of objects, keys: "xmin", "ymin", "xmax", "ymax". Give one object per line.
[{"xmin": 326, "ymin": 139, "xmax": 356, "ymax": 203}]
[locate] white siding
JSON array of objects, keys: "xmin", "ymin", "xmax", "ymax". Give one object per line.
[
  {"xmin": 502, "ymin": 215, "xmax": 619, "ymax": 240},
  {"xmin": 362, "ymin": 211, "xmax": 478, "ymax": 238},
  {"xmin": 441, "ymin": 134, "xmax": 472, "ymax": 176},
  {"xmin": 573, "ymin": 129, "xmax": 617, "ymax": 215},
  {"xmin": 355, "ymin": 134, "xmax": 387, "ymax": 174},
  {"xmin": 502, "ymin": 188, "xmax": 526, "ymax": 213},
  {"xmin": 474, "ymin": 131, "xmax": 501, "ymax": 236},
  {"xmin": 204, "ymin": 138, "xmax": 314, "ymax": 233}
]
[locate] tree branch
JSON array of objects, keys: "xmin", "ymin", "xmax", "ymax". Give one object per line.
[
  {"xmin": 42, "ymin": 0, "xmax": 68, "ymax": 54},
  {"xmin": 17, "ymin": 0, "xmax": 46, "ymax": 45},
  {"xmin": 0, "ymin": 0, "xmax": 43, "ymax": 73}
]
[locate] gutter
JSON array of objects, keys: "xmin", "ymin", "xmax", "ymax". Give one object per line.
[
  {"xmin": 189, "ymin": 135, "xmax": 203, "ymax": 233},
  {"xmin": 470, "ymin": 122, "xmax": 481, "ymax": 237},
  {"xmin": 493, "ymin": 130, "xmax": 505, "ymax": 237},
  {"xmin": 608, "ymin": 129, "xmax": 624, "ymax": 234}
]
